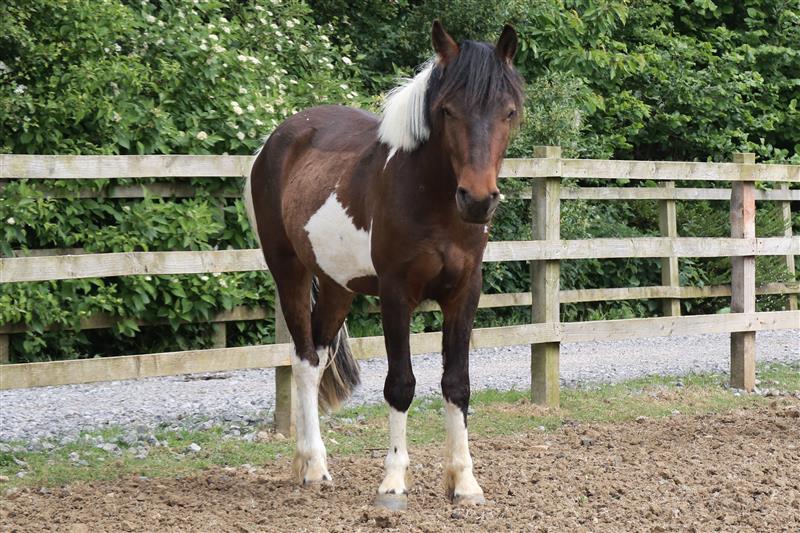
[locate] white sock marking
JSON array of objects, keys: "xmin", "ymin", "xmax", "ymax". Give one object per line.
[
  {"xmin": 304, "ymin": 192, "xmax": 376, "ymax": 288},
  {"xmin": 378, "ymin": 408, "xmax": 410, "ymax": 494},
  {"xmin": 292, "ymin": 350, "xmax": 329, "ymax": 481},
  {"xmin": 444, "ymin": 401, "xmax": 483, "ymax": 497}
]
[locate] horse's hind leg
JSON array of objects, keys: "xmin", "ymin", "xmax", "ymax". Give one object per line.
[{"xmin": 268, "ymin": 254, "xmax": 331, "ymax": 485}]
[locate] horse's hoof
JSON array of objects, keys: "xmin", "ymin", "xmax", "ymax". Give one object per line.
[
  {"xmin": 302, "ymin": 474, "xmax": 333, "ymax": 487},
  {"xmin": 452, "ymin": 493, "xmax": 486, "ymax": 506},
  {"xmin": 374, "ymin": 492, "xmax": 408, "ymax": 511}
]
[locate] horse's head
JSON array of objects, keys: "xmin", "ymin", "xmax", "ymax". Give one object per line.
[{"xmin": 428, "ymin": 21, "xmax": 524, "ymax": 224}]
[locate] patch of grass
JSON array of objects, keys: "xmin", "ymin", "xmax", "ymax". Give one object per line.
[{"xmin": 1, "ymin": 362, "xmax": 797, "ymax": 490}]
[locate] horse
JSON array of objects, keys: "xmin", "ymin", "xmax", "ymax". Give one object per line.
[{"xmin": 245, "ymin": 21, "xmax": 524, "ymax": 509}]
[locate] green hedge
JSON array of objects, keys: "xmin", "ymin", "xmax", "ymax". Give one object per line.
[{"xmin": 1, "ymin": 0, "xmax": 797, "ymax": 363}]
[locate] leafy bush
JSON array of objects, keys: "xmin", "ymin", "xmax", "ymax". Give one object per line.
[{"xmin": 0, "ymin": 0, "xmax": 367, "ymax": 362}]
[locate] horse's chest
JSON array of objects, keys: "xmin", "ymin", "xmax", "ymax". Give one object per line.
[{"xmin": 304, "ymin": 192, "xmax": 376, "ymax": 288}]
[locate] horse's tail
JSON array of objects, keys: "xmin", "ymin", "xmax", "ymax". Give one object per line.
[{"xmin": 312, "ymin": 278, "xmax": 361, "ymax": 412}]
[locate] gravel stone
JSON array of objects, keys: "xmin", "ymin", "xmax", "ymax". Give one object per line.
[{"xmin": 0, "ymin": 330, "xmax": 796, "ymax": 443}]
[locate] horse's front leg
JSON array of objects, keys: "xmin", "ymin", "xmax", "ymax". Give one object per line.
[
  {"xmin": 441, "ymin": 272, "xmax": 485, "ymax": 505},
  {"xmin": 374, "ymin": 284, "xmax": 415, "ymax": 510}
]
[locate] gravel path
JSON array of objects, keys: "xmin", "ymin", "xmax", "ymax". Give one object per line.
[{"xmin": 1, "ymin": 330, "xmax": 797, "ymax": 445}]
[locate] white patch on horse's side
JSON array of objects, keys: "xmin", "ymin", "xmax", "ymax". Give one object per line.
[
  {"xmin": 378, "ymin": 408, "xmax": 410, "ymax": 495},
  {"xmin": 243, "ymin": 174, "xmax": 262, "ymax": 248},
  {"xmin": 443, "ymin": 401, "xmax": 483, "ymax": 498},
  {"xmin": 292, "ymin": 350, "xmax": 330, "ymax": 482},
  {"xmin": 378, "ymin": 59, "xmax": 435, "ymax": 153},
  {"xmin": 304, "ymin": 192, "xmax": 376, "ymax": 289}
]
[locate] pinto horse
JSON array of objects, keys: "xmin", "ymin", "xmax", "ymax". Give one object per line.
[{"xmin": 245, "ymin": 21, "xmax": 523, "ymax": 508}]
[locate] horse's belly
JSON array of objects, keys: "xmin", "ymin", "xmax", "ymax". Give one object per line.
[{"xmin": 304, "ymin": 192, "xmax": 377, "ymax": 289}]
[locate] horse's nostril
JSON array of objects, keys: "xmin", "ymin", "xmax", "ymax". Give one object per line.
[
  {"xmin": 490, "ymin": 190, "xmax": 500, "ymax": 200},
  {"xmin": 456, "ymin": 187, "xmax": 469, "ymax": 201}
]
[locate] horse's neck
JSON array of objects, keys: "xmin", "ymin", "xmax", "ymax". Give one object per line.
[{"xmin": 406, "ymin": 139, "xmax": 458, "ymax": 200}]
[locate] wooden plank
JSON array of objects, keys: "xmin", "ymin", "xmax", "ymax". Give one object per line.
[
  {"xmin": 530, "ymin": 146, "xmax": 561, "ymax": 407},
  {"xmin": 562, "ymin": 310, "xmax": 798, "ymax": 343},
  {"xmin": 0, "ymin": 183, "xmax": 238, "ymax": 199},
  {"xmin": 484, "ymin": 237, "xmax": 798, "ymax": 262},
  {"xmin": 780, "ymin": 184, "xmax": 798, "ymax": 311},
  {"xmin": 561, "ymin": 159, "xmax": 798, "ymax": 183},
  {"xmin": 273, "ymin": 293, "xmax": 295, "ymax": 437},
  {"xmin": 730, "ymin": 154, "xmax": 756, "ymax": 391},
  {"xmin": 659, "ymin": 181, "xmax": 681, "ymax": 316},
  {"xmin": 0, "ymin": 154, "xmax": 253, "ymax": 179},
  {"xmin": 4, "ymin": 237, "xmax": 797, "ymax": 283},
  {"xmin": 0, "ymin": 344, "xmax": 292, "ymax": 389},
  {"xmin": 0, "ymin": 306, "xmax": 271, "ymax": 335},
  {"xmin": 559, "ymin": 187, "xmax": 800, "ymax": 202},
  {"xmin": 499, "ymin": 158, "xmax": 560, "ymax": 178},
  {"xmin": 0, "ymin": 250, "xmax": 268, "ymax": 282},
  {"xmin": 2, "ymin": 310, "xmax": 795, "ymax": 390}
]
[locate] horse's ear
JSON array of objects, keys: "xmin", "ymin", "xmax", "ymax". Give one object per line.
[
  {"xmin": 432, "ymin": 20, "xmax": 459, "ymax": 64},
  {"xmin": 496, "ymin": 24, "xmax": 518, "ymax": 64}
]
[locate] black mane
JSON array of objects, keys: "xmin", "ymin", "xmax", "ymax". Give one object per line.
[{"xmin": 426, "ymin": 40, "xmax": 525, "ymax": 125}]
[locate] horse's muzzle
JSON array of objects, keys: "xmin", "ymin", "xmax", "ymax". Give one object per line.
[{"xmin": 455, "ymin": 186, "xmax": 500, "ymax": 224}]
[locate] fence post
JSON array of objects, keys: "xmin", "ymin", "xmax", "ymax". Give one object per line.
[
  {"xmin": 273, "ymin": 292, "xmax": 296, "ymax": 436},
  {"xmin": 659, "ymin": 181, "xmax": 681, "ymax": 315},
  {"xmin": 779, "ymin": 184, "xmax": 797, "ymax": 311},
  {"xmin": 0, "ymin": 335, "xmax": 9, "ymax": 364},
  {"xmin": 211, "ymin": 323, "xmax": 227, "ymax": 349},
  {"xmin": 531, "ymin": 145, "xmax": 561, "ymax": 407},
  {"xmin": 730, "ymin": 152, "xmax": 756, "ymax": 391}
]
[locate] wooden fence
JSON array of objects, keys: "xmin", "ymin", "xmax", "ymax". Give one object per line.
[{"xmin": 0, "ymin": 150, "xmax": 798, "ymax": 436}]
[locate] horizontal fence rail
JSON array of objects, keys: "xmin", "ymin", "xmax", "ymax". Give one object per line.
[
  {"xmin": 2, "ymin": 310, "xmax": 796, "ymax": 390},
  {"xmin": 2, "ymin": 237, "xmax": 798, "ymax": 283},
  {"xmin": 2, "ymin": 154, "xmax": 799, "ymax": 181},
  {"xmin": 0, "ymin": 151, "xmax": 797, "ymax": 432}
]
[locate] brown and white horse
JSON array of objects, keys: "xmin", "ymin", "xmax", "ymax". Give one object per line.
[{"xmin": 245, "ymin": 22, "xmax": 523, "ymax": 509}]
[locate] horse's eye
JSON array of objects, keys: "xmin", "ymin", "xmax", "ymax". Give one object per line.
[
  {"xmin": 506, "ymin": 109, "xmax": 517, "ymax": 120},
  {"xmin": 443, "ymin": 106, "xmax": 454, "ymax": 118}
]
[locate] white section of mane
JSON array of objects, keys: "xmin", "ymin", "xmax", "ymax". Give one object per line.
[{"xmin": 378, "ymin": 59, "xmax": 435, "ymax": 153}]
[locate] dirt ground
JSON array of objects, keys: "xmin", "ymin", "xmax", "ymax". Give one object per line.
[{"xmin": 3, "ymin": 401, "xmax": 799, "ymax": 533}]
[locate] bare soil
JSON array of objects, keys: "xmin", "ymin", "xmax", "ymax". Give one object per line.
[{"xmin": 3, "ymin": 401, "xmax": 799, "ymax": 533}]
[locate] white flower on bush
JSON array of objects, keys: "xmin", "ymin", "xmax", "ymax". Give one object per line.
[
  {"xmin": 236, "ymin": 131, "xmax": 245, "ymax": 141},
  {"xmin": 275, "ymin": 30, "xmax": 283, "ymax": 37},
  {"xmin": 339, "ymin": 83, "xmax": 348, "ymax": 90},
  {"xmin": 237, "ymin": 54, "xmax": 247, "ymax": 62},
  {"xmin": 199, "ymin": 43, "xmax": 208, "ymax": 51},
  {"xmin": 341, "ymin": 56, "xmax": 352, "ymax": 66},
  {"xmin": 209, "ymin": 34, "xmax": 219, "ymax": 41},
  {"xmin": 112, "ymin": 112, "xmax": 121, "ymax": 122},
  {"xmin": 200, "ymin": 275, "xmax": 210, "ymax": 282},
  {"xmin": 213, "ymin": 45, "xmax": 225, "ymax": 53},
  {"xmin": 246, "ymin": 104, "xmax": 255, "ymax": 113},
  {"xmin": 255, "ymin": 119, "xmax": 264, "ymax": 126},
  {"xmin": 275, "ymin": 43, "xmax": 282, "ymax": 52},
  {"xmin": 233, "ymin": 105, "xmax": 243, "ymax": 116},
  {"xmin": 145, "ymin": 14, "xmax": 156, "ymax": 23},
  {"xmin": 286, "ymin": 20, "xmax": 295, "ymax": 29},
  {"xmin": 14, "ymin": 84, "xmax": 26, "ymax": 95},
  {"xmin": 239, "ymin": 87, "xmax": 247, "ymax": 94},
  {"xmin": 219, "ymin": 279, "xmax": 228, "ymax": 288},
  {"xmin": 0, "ymin": 61, "xmax": 8, "ymax": 72},
  {"xmin": 144, "ymin": 276, "xmax": 152, "ymax": 281},
  {"xmin": 6, "ymin": 217, "xmax": 15, "ymax": 225},
  {"xmin": 196, "ymin": 131, "xmax": 208, "ymax": 141}
]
